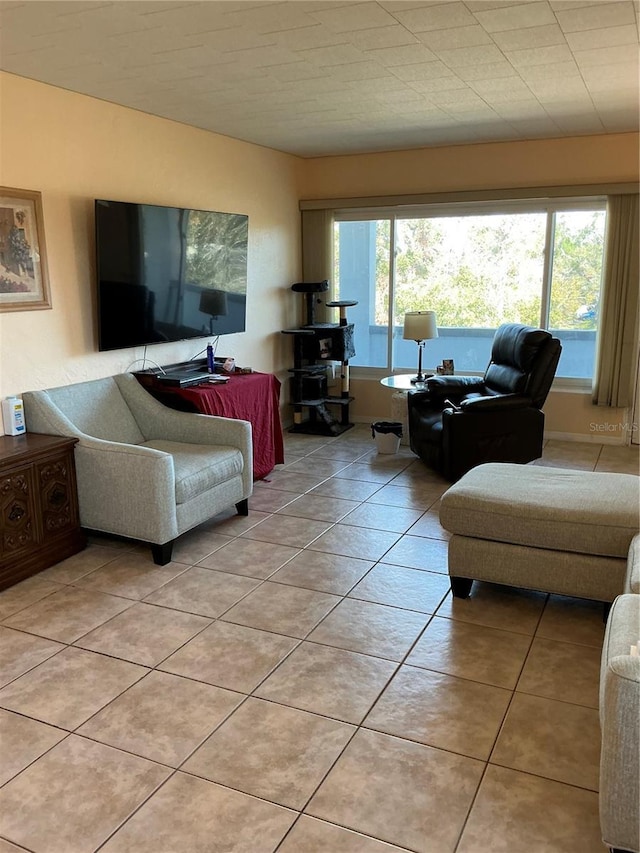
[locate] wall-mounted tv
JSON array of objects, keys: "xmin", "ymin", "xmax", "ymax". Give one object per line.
[{"xmin": 95, "ymin": 199, "xmax": 248, "ymax": 352}]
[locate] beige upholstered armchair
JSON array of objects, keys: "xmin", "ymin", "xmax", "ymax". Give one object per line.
[{"xmin": 22, "ymin": 373, "xmax": 253, "ymax": 564}]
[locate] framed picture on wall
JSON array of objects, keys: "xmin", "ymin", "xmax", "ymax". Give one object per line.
[{"xmin": 0, "ymin": 187, "xmax": 51, "ymax": 312}]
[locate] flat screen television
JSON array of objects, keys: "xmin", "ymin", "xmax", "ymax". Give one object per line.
[{"xmin": 95, "ymin": 199, "xmax": 248, "ymax": 352}]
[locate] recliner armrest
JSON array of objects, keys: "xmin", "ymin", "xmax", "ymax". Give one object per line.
[
  {"xmin": 459, "ymin": 394, "xmax": 533, "ymax": 412},
  {"xmin": 410, "ymin": 376, "xmax": 487, "ymax": 407}
]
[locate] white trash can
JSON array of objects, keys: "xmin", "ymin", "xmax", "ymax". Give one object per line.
[{"xmin": 371, "ymin": 421, "xmax": 403, "ymax": 454}]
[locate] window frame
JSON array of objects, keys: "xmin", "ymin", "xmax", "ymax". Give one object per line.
[{"xmin": 334, "ymin": 195, "xmax": 607, "ymax": 389}]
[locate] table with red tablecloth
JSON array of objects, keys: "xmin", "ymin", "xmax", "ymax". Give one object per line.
[{"xmin": 152, "ymin": 373, "xmax": 284, "ymax": 480}]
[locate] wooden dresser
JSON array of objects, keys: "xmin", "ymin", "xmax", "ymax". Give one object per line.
[{"xmin": 0, "ymin": 433, "xmax": 85, "ymax": 591}]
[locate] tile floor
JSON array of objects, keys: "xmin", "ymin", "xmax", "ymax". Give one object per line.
[{"xmin": 0, "ymin": 430, "xmax": 638, "ymax": 853}]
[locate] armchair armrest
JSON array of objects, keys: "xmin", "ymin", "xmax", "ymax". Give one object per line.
[
  {"xmin": 459, "ymin": 394, "xmax": 533, "ymax": 412},
  {"xmin": 74, "ymin": 436, "xmax": 179, "ymax": 544},
  {"xmin": 414, "ymin": 376, "xmax": 487, "ymax": 404}
]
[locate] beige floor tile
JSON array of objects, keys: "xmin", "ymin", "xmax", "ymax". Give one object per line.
[
  {"xmin": 2, "ymin": 586, "xmax": 133, "ymax": 643},
  {"xmin": 255, "ymin": 641, "xmax": 396, "ymax": 724},
  {"xmin": 0, "ymin": 575, "xmax": 64, "ymax": 621},
  {"xmin": 436, "ymin": 582, "xmax": 547, "ymax": 635},
  {"xmin": 349, "ymin": 564, "xmax": 450, "ymax": 613},
  {"xmin": 595, "ymin": 444, "xmax": 640, "ymax": 475},
  {"xmin": 536, "ymin": 595, "xmax": 606, "ymax": 648},
  {"xmin": 240, "ymin": 514, "xmax": 332, "ymax": 548},
  {"xmin": 308, "ymin": 443, "xmax": 369, "ymax": 462},
  {"xmin": 259, "ymin": 470, "xmax": 328, "ymax": 493},
  {"xmin": 490, "ymin": 692, "xmax": 601, "ymax": 790},
  {"xmin": 221, "ymin": 581, "xmax": 340, "ymax": 638},
  {"xmin": 339, "ymin": 502, "xmax": 423, "ymax": 533},
  {"xmin": 79, "ymin": 670, "xmax": 242, "ymax": 766},
  {"xmin": 74, "ymin": 553, "xmax": 187, "ymax": 599},
  {"xmin": 516, "ymin": 637, "xmax": 601, "ymax": 708},
  {"xmin": 308, "ymin": 598, "xmax": 428, "ymax": 661},
  {"xmin": 283, "ymin": 457, "xmax": 351, "ymax": 478},
  {"xmin": 276, "ymin": 493, "xmax": 360, "ymax": 522},
  {"xmin": 206, "ymin": 507, "xmax": 272, "ymax": 536},
  {"xmin": 0, "ymin": 646, "xmax": 147, "ymax": 729},
  {"xmin": 170, "ymin": 530, "xmax": 233, "ymax": 565},
  {"xmin": 249, "ymin": 489, "xmax": 299, "ymax": 512},
  {"xmin": 406, "ymin": 617, "xmax": 532, "ymax": 689},
  {"xmin": 75, "ymin": 602, "xmax": 211, "ymax": 667},
  {"xmin": 0, "ymin": 837, "xmax": 29, "ymax": 852},
  {"xmin": 366, "ymin": 483, "xmax": 443, "ymax": 510},
  {"xmin": 184, "ymin": 697, "xmax": 354, "ymax": 809},
  {"xmin": 100, "ymin": 771, "xmax": 295, "ymax": 853},
  {"xmin": 333, "ymin": 462, "xmax": 400, "ymax": 484},
  {"xmin": 538, "ymin": 440, "xmax": 601, "ymax": 471},
  {"xmin": 269, "ymin": 551, "xmax": 374, "ymax": 595},
  {"xmin": 365, "ymin": 665, "xmax": 511, "ymax": 761},
  {"xmin": 307, "ymin": 729, "xmax": 483, "ymax": 852},
  {"xmin": 0, "ymin": 626, "xmax": 64, "ymax": 688},
  {"xmin": 309, "ymin": 477, "xmax": 384, "ymax": 501},
  {"xmin": 308, "ymin": 525, "xmax": 400, "ymax": 561},
  {"xmin": 37, "ymin": 544, "xmax": 119, "ymax": 584},
  {"xmin": 457, "ymin": 764, "xmax": 604, "ymax": 853},
  {"xmin": 159, "ymin": 621, "xmax": 298, "ymax": 693},
  {"xmin": 278, "ymin": 816, "xmax": 407, "ymax": 852},
  {"xmin": 144, "ymin": 567, "xmax": 260, "ymax": 618},
  {"xmin": 0, "ymin": 709, "xmax": 67, "ymax": 785},
  {"xmin": 406, "ymin": 509, "xmax": 451, "ymax": 540},
  {"xmin": 284, "ymin": 435, "xmax": 335, "ymax": 454},
  {"xmin": 197, "ymin": 538, "xmax": 300, "ymax": 579},
  {"xmin": 381, "ymin": 535, "xmax": 449, "ymax": 573},
  {"xmin": 0, "ymin": 735, "xmax": 169, "ymax": 853}
]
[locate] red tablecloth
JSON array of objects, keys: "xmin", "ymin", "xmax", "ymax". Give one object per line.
[{"xmin": 171, "ymin": 373, "xmax": 284, "ymax": 480}]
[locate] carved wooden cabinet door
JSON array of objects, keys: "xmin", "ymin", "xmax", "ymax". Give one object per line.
[
  {"xmin": 0, "ymin": 467, "xmax": 38, "ymax": 560},
  {"xmin": 37, "ymin": 451, "xmax": 77, "ymax": 539}
]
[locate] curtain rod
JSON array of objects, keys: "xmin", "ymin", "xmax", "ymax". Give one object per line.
[{"xmin": 299, "ymin": 182, "xmax": 639, "ymax": 211}]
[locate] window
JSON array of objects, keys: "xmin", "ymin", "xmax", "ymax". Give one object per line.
[{"xmin": 334, "ymin": 200, "xmax": 606, "ymax": 380}]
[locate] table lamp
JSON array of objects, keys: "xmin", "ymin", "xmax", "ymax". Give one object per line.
[{"xmin": 403, "ymin": 310, "xmax": 438, "ymax": 383}]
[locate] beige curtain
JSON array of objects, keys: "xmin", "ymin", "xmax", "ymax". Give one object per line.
[
  {"xmin": 301, "ymin": 208, "xmax": 334, "ymax": 324},
  {"xmin": 592, "ymin": 194, "xmax": 640, "ymax": 407}
]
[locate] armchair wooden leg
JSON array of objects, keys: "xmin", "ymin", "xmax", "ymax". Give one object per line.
[
  {"xmin": 236, "ymin": 499, "xmax": 249, "ymax": 516},
  {"xmin": 451, "ymin": 576, "xmax": 473, "ymax": 598},
  {"xmin": 151, "ymin": 541, "xmax": 174, "ymax": 565}
]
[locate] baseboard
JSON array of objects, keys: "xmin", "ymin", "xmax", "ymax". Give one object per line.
[{"xmin": 544, "ymin": 430, "xmax": 626, "ymax": 446}]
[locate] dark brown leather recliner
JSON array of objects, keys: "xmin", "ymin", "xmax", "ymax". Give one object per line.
[{"xmin": 407, "ymin": 323, "xmax": 562, "ymax": 482}]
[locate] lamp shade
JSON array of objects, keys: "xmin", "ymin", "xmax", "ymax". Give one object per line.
[
  {"xmin": 199, "ymin": 288, "xmax": 228, "ymax": 317},
  {"xmin": 403, "ymin": 311, "xmax": 438, "ymax": 341}
]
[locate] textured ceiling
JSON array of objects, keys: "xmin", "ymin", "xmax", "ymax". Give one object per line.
[{"xmin": 1, "ymin": 0, "xmax": 638, "ymax": 157}]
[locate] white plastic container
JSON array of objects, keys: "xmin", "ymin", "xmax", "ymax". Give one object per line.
[
  {"xmin": 2, "ymin": 396, "xmax": 26, "ymax": 436},
  {"xmin": 371, "ymin": 421, "xmax": 402, "ymax": 454}
]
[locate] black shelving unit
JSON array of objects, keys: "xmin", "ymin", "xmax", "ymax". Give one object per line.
[{"xmin": 282, "ymin": 281, "xmax": 357, "ymax": 436}]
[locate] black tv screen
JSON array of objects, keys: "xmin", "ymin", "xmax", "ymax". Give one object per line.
[{"xmin": 95, "ymin": 199, "xmax": 248, "ymax": 352}]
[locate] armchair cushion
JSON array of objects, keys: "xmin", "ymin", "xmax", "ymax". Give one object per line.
[{"xmin": 142, "ymin": 440, "xmax": 243, "ymax": 504}]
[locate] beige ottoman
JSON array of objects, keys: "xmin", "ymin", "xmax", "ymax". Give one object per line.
[{"xmin": 440, "ymin": 463, "xmax": 640, "ymax": 603}]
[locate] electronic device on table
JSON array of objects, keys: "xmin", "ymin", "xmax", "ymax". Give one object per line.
[{"xmin": 95, "ymin": 199, "xmax": 248, "ymax": 352}]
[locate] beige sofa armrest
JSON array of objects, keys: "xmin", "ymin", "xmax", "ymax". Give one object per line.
[
  {"xmin": 74, "ymin": 436, "xmax": 179, "ymax": 544},
  {"xmin": 625, "ymin": 533, "xmax": 640, "ymax": 594}
]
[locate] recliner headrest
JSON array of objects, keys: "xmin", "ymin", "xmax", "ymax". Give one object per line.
[{"xmin": 490, "ymin": 324, "xmax": 552, "ymax": 371}]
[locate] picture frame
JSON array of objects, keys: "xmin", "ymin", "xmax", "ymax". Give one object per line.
[
  {"xmin": 0, "ymin": 187, "xmax": 51, "ymax": 312},
  {"xmin": 442, "ymin": 358, "xmax": 455, "ymax": 375}
]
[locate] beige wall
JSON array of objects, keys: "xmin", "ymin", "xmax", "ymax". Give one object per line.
[
  {"xmin": 301, "ymin": 133, "xmax": 639, "ymax": 440},
  {"xmin": 0, "ymin": 71, "xmax": 637, "ymax": 440},
  {"xmin": 301, "ymin": 132, "xmax": 639, "ymax": 199},
  {"xmin": 0, "ymin": 72, "xmax": 303, "ymax": 399}
]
